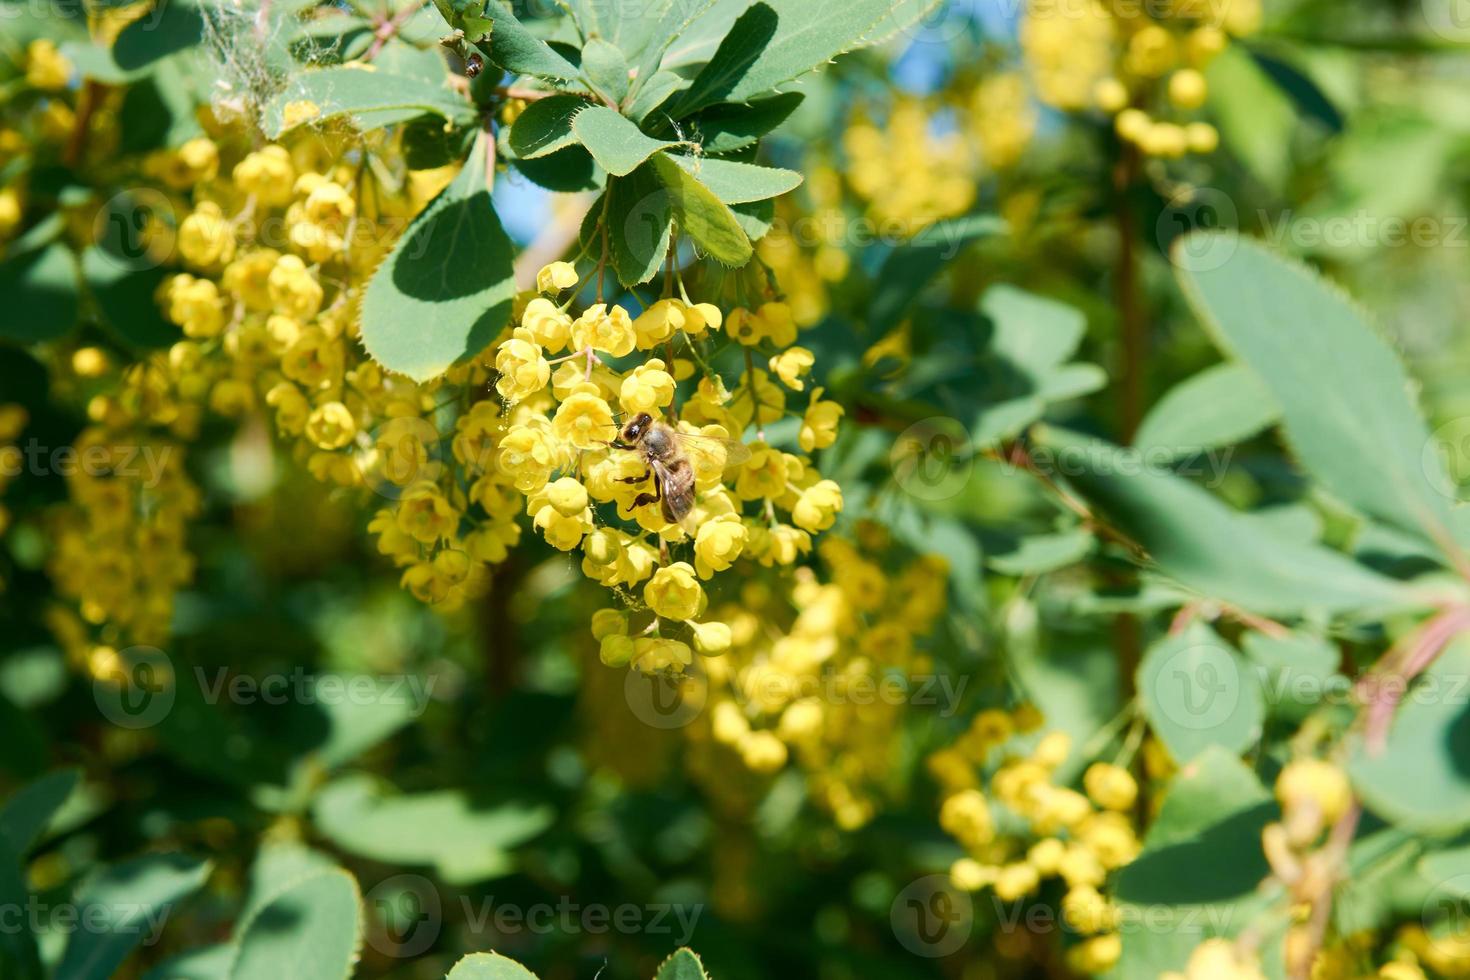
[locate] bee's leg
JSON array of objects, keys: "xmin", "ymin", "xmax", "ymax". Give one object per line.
[
  {"xmin": 627, "ymin": 473, "xmax": 663, "ymax": 512},
  {"xmin": 616, "ymin": 468, "xmax": 652, "ymax": 484}
]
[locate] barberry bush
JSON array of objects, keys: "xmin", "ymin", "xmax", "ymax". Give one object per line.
[{"xmin": 2, "ymin": 0, "xmax": 1470, "ymax": 978}]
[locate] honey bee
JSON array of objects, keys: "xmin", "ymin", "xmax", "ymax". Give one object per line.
[{"xmin": 611, "ymin": 413, "xmax": 751, "ymax": 525}]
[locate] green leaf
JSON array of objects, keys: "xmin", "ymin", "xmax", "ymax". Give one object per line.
[
  {"xmin": 626, "ymin": 69, "xmax": 686, "ymax": 122},
  {"xmin": 854, "ymin": 0, "xmax": 945, "ymax": 49},
  {"xmin": 1137, "ymin": 623, "xmax": 1265, "ymax": 763},
  {"xmin": 447, "ymin": 952, "xmax": 540, "ymax": 980},
  {"xmin": 627, "ymin": 0, "xmax": 721, "ymax": 83},
  {"xmin": 1349, "ymin": 637, "xmax": 1470, "ymax": 833},
  {"xmin": 672, "ymin": 0, "xmax": 895, "ymax": 115},
  {"xmin": 667, "ymin": 155, "xmax": 802, "ymax": 204},
  {"xmin": 985, "ymin": 529, "xmax": 1094, "ymax": 576},
  {"xmin": 870, "ymin": 215, "xmax": 1006, "ymax": 333},
  {"xmin": 228, "ymin": 869, "xmax": 362, "ymax": 980},
  {"xmin": 507, "ymin": 94, "xmax": 592, "ymax": 159},
  {"xmin": 581, "ymin": 37, "xmax": 630, "ymax": 105},
  {"xmin": 970, "ymin": 283, "xmax": 1102, "ymax": 445},
  {"xmin": 432, "ymin": 0, "xmax": 579, "ymax": 80},
  {"xmin": 690, "ymin": 92, "xmax": 804, "ymax": 154},
  {"xmin": 241, "ymin": 842, "xmax": 339, "ymax": 923},
  {"xmin": 312, "ymin": 774, "xmax": 553, "ymax": 885},
  {"xmin": 0, "ymin": 769, "xmax": 80, "ymax": 853},
  {"xmin": 0, "ymin": 242, "xmax": 80, "ymax": 342},
  {"xmin": 509, "ymin": 145, "xmax": 603, "ymax": 193},
  {"xmin": 1205, "ymin": 44, "xmax": 1295, "ymax": 192},
  {"xmin": 360, "ymin": 130, "xmax": 514, "ymax": 382},
  {"xmin": 58, "ymin": 853, "xmax": 212, "ymax": 980},
  {"xmin": 649, "ymin": 152, "xmax": 751, "ymax": 267},
  {"xmin": 111, "ymin": 0, "xmax": 205, "ymax": 73},
  {"xmin": 143, "ymin": 944, "xmax": 232, "ymax": 980},
  {"xmin": 605, "ymin": 161, "xmax": 673, "ymax": 286},
  {"xmin": 655, "ymin": 948, "xmax": 710, "ymax": 980},
  {"xmin": 1134, "ymin": 362, "xmax": 1280, "ymax": 459},
  {"xmin": 1242, "ymin": 630, "xmax": 1342, "ymax": 717},
  {"xmin": 261, "ymin": 66, "xmax": 473, "ymax": 139},
  {"xmin": 1032, "ymin": 426, "xmax": 1418, "ymax": 618},
  {"xmin": 0, "ymin": 834, "xmax": 41, "ymax": 980},
  {"xmin": 403, "ymin": 114, "xmax": 475, "ymax": 169},
  {"xmin": 82, "ymin": 251, "xmax": 179, "ymax": 349},
  {"xmin": 1114, "ymin": 748, "xmax": 1277, "ymax": 980},
  {"xmin": 730, "ymin": 199, "xmax": 775, "ymax": 242},
  {"xmin": 1176, "ymin": 233, "xmax": 1459, "ymax": 561},
  {"xmin": 571, "ymin": 105, "xmax": 680, "ymax": 177}
]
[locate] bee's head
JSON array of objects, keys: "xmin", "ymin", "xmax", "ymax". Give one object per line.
[{"xmin": 620, "ymin": 413, "xmax": 654, "ymax": 442}]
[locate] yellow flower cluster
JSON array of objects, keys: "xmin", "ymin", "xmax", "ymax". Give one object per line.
[
  {"xmin": 487, "ymin": 261, "xmax": 847, "ymax": 671},
  {"xmin": 685, "ymin": 526, "xmax": 950, "ymax": 828},
  {"xmin": 1022, "ymin": 0, "xmax": 1261, "ymax": 157},
  {"xmin": 844, "ymin": 99, "xmax": 979, "ymax": 235},
  {"xmin": 930, "ymin": 708, "xmax": 1143, "ymax": 975},
  {"xmin": 47, "ymin": 425, "xmax": 199, "ymax": 647}
]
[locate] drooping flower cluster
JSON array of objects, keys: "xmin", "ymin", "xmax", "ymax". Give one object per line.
[
  {"xmin": 929, "ymin": 707, "xmax": 1144, "ymax": 975},
  {"xmin": 1022, "ymin": 0, "xmax": 1262, "ymax": 157},
  {"xmin": 488, "ymin": 261, "xmax": 846, "ymax": 674},
  {"xmin": 677, "ymin": 527, "xmax": 948, "ymax": 828}
]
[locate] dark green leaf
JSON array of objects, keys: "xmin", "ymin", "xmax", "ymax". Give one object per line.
[
  {"xmin": 691, "ymin": 92, "xmax": 804, "ymax": 153},
  {"xmin": 571, "ymin": 105, "xmax": 680, "ymax": 177},
  {"xmin": 581, "ymin": 37, "xmax": 629, "ymax": 104},
  {"xmin": 0, "ymin": 242, "xmax": 80, "ymax": 343},
  {"xmin": 605, "ymin": 162, "xmax": 673, "ymax": 286},
  {"xmin": 507, "ymin": 94, "xmax": 593, "ymax": 159},
  {"xmin": 649, "ymin": 152, "xmax": 751, "ymax": 267},
  {"xmin": 360, "ymin": 131, "xmax": 514, "ymax": 381},
  {"xmin": 57, "ymin": 853, "xmax": 211, "ymax": 980}
]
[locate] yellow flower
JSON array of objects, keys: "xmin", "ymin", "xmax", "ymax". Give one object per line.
[
  {"xmin": 1083, "ymin": 762, "xmax": 1138, "ymax": 812},
  {"xmin": 590, "ymin": 607, "xmax": 628, "ymax": 639},
  {"xmin": 522, "ymin": 298, "xmax": 573, "ymax": 353},
  {"xmin": 693, "ymin": 515, "xmax": 747, "ymax": 578},
  {"xmin": 619, "ymin": 359, "xmax": 675, "ymax": 415},
  {"xmin": 305, "ymin": 401, "xmax": 356, "ymax": 450},
  {"xmin": 938, "ymin": 789, "xmax": 993, "ymax": 849},
  {"xmin": 552, "ymin": 389, "xmax": 615, "ymax": 451},
  {"xmin": 1276, "ymin": 758, "xmax": 1351, "ymax": 829},
  {"xmin": 792, "ymin": 479, "xmax": 842, "ymax": 533},
  {"xmin": 600, "ymin": 634, "xmax": 635, "ymax": 667},
  {"xmin": 681, "ymin": 302, "xmax": 722, "ymax": 337},
  {"xmin": 799, "ymin": 389, "xmax": 843, "ymax": 452},
  {"xmin": 1067, "ymin": 934, "xmax": 1121, "ymax": 974},
  {"xmin": 178, "ymin": 202, "xmax": 236, "ymax": 268},
  {"xmin": 735, "ymin": 443, "xmax": 786, "ymax": 500},
  {"xmin": 233, "ymin": 146, "xmax": 296, "ymax": 207},
  {"xmin": 993, "ymin": 862, "xmax": 1040, "ymax": 902},
  {"xmin": 267, "ymin": 255, "xmax": 323, "ymax": 319},
  {"xmin": 632, "ymin": 299, "xmax": 684, "ymax": 350},
  {"xmin": 281, "ymin": 328, "xmax": 344, "ymax": 391},
  {"xmin": 644, "ymin": 561, "xmax": 705, "ymax": 621},
  {"xmin": 176, "ymin": 138, "xmax": 219, "ymax": 182},
  {"xmin": 396, "ymin": 483, "xmax": 460, "ymax": 544},
  {"xmin": 495, "ymin": 329, "xmax": 551, "ymax": 402},
  {"xmin": 633, "ymin": 636, "xmax": 692, "ymax": 673},
  {"xmin": 498, "ymin": 421, "xmax": 563, "ymax": 491},
  {"xmin": 690, "ymin": 619, "xmax": 731, "ymax": 654},
  {"xmin": 265, "ymin": 382, "xmax": 310, "ymax": 434},
  {"xmin": 536, "ymin": 261, "xmax": 579, "ymax": 293},
  {"xmin": 532, "ymin": 501, "xmax": 588, "ymax": 550},
  {"xmin": 768, "ymin": 347, "xmax": 814, "ymax": 390},
  {"xmin": 950, "ymin": 858, "xmax": 995, "ymax": 892},
  {"xmin": 222, "ymin": 249, "xmax": 281, "ymax": 311},
  {"xmin": 1168, "ymin": 68, "xmax": 1208, "ymax": 109},
  {"xmin": 1062, "ymin": 885, "xmax": 1118, "ymax": 935},
  {"xmin": 739, "ymin": 731, "xmax": 787, "ymax": 773},
  {"xmin": 25, "ymin": 39, "xmax": 71, "ymax": 91},
  {"xmin": 165, "ymin": 275, "xmax": 227, "ymax": 339},
  {"xmin": 571, "ymin": 303, "xmax": 635, "ymax": 357},
  {"xmin": 545, "ymin": 476, "xmax": 588, "ymax": 516}
]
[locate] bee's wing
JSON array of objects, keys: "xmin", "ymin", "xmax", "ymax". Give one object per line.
[{"xmin": 669, "ymin": 428, "xmax": 753, "ymax": 468}]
